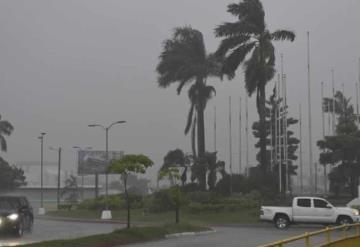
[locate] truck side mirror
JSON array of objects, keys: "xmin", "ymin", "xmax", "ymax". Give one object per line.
[{"xmin": 326, "ymin": 204, "xmax": 332, "ymax": 209}]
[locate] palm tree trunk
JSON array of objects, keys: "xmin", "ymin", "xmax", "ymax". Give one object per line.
[
  {"xmin": 123, "ymin": 174, "xmax": 130, "ymax": 229},
  {"xmin": 197, "ymin": 103, "xmax": 207, "ymax": 191}
]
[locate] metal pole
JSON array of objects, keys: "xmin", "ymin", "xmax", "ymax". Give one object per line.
[
  {"xmin": 105, "ymin": 128, "xmax": 109, "ymax": 209},
  {"xmin": 245, "ymin": 95, "xmax": 249, "ymax": 176},
  {"xmin": 214, "ymin": 106, "xmax": 217, "ymax": 152},
  {"xmin": 40, "ymin": 136, "xmax": 44, "ymax": 208},
  {"xmin": 229, "ymin": 96, "xmax": 232, "ymax": 195},
  {"xmin": 239, "ymin": 98, "xmax": 242, "ymax": 174},
  {"xmin": 277, "ymin": 74, "xmax": 282, "ymax": 193},
  {"xmin": 283, "ymin": 74, "xmax": 289, "ymax": 193},
  {"xmin": 332, "ymin": 68, "xmax": 335, "ymax": 135},
  {"xmin": 274, "ymin": 86, "xmax": 278, "ymax": 175},
  {"xmin": 321, "ymin": 82, "xmax": 327, "ymax": 195},
  {"xmin": 270, "ymin": 104, "xmax": 273, "ymax": 171},
  {"xmin": 57, "ymin": 147, "xmax": 62, "ymax": 210},
  {"xmin": 299, "ymin": 104, "xmax": 303, "ymax": 193},
  {"xmin": 307, "ymin": 31, "xmax": 314, "ymax": 193}
]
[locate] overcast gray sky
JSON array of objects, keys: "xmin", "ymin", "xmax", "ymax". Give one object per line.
[{"xmin": 1, "ymin": 0, "xmax": 360, "ymax": 183}]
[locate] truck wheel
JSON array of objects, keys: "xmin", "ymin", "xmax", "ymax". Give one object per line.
[
  {"xmin": 274, "ymin": 215, "xmax": 290, "ymax": 229},
  {"xmin": 337, "ymin": 216, "xmax": 353, "ymax": 226}
]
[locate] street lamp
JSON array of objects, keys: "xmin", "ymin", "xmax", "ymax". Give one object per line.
[
  {"xmin": 49, "ymin": 146, "xmax": 62, "ymax": 210},
  {"xmin": 73, "ymin": 146, "xmax": 92, "ymax": 200},
  {"xmin": 38, "ymin": 132, "xmax": 46, "ymax": 215},
  {"xmin": 88, "ymin": 120, "xmax": 126, "ymax": 220}
]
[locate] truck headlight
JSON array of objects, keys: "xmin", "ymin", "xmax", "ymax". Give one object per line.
[
  {"xmin": 7, "ymin": 213, "xmax": 19, "ymax": 221},
  {"xmin": 352, "ymin": 209, "xmax": 359, "ymax": 216},
  {"xmin": 0, "ymin": 218, "xmax": 2, "ymax": 225}
]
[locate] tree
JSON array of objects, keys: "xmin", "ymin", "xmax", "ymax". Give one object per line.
[
  {"xmin": 318, "ymin": 91, "xmax": 360, "ymax": 197},
  {"xmin": 156, "ymin": 27, "xmax": 221, "ymax": 190},
  {"xmin": 61, "ymin": 175, "xmax": 80, "ymax": 210},
  {"xmin": 158, "ymin": 167, "xmax": 183, "ymax": 224},
  {"xmin": 108, "ymin": 154, "xmax": 153, "ymax": 228},
  {"xmin": 215, "ymin": 0, "xmax": 295, "ymax": 171},
  {"xmin": 0, "ymin": 157, "xmax": 26, "ymax": 194},
  {"xmin": 0, "ymin": 115, "xmax": 14, "ymax": 152},
  {"xmin": 160, "ymin": 149, "xmax": 191, "ymax": 186},
  {"xmin": 252, "ymin": 88, "xmax": 299, "ymax": 192},
  {"xmin": 0, "ymin": 115, "xmax": 23, "ymax": 193}
]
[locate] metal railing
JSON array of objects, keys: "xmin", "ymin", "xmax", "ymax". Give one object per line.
[{"xmin": 259, "ymin": 223, "xmax": 360, "ymax": 247}]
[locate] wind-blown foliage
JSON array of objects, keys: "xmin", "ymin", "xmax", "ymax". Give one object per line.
[
  {"xmin": 160, "ymin": 149, "xmax": 191, "ymax": 186},
  {"xmin": 318, "ymin": 91, "xmax": 360, "ymax": 197},
  {"xmin": 215, "ymin": 0, "xmax": 295, "ymax": 171},
  {"xmin": 0, "ymin": 115, "xmax": 14, "ymax": 152},
  {"xmin": 156, "ymin": 27, "xmax": 221, "ymax": 190},
  {"xmin": 0, "ymin": 157, "xmax": 26, "ymax": 193},
  {"xmin": 108, "ymin": 154, "xmax": 153, "ymax": 228}
]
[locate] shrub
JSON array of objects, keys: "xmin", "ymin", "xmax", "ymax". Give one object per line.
[
  {"xmin": 78, "ymin": 195, "xmax": 124, "ymax": 210},
  {"xmin": 144, "ymin": 190, "xmax": 174, "ymax": 213}
]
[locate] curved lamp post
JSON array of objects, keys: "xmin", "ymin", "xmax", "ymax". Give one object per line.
[{"xmin": 88, "ymin": 121, "xmax": 126, "ymax": 219}]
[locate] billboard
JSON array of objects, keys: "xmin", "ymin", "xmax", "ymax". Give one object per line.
[{"xmin": 77, "ymin": 150, "xmax": 124, "ymax": 175}]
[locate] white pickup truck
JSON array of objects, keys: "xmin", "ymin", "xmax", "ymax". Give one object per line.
[{"xmin": 260, "ymin": 197, "xmax": 360, "ymax": 229}]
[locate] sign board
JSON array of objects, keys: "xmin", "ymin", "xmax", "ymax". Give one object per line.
[{"xmin": 77, "ymin": 150, "xmax": 124, "ymax": 175}]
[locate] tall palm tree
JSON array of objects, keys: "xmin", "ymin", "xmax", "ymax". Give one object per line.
[
  {"xmin": 0, "ymin": 115, "xmax": 14, "ymax": 152},
  {"xmin": 156, "ymin": 27, "xmax": 220, "ymax": 189},
  {"xmin": 214, "ymin": 0, "xmax": 295, "ymax": 172}
]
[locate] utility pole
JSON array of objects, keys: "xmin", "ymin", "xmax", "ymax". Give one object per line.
[
  {"xmin": 307, "ymin": 31, "xmax": 314, "ymax": 193},
  {"xmin": 57, "ymin": 148, "xmax": 62, "ymax": 210}
]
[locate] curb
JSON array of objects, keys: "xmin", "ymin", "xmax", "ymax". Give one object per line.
[
  {"xmin": 165, "ymin": 229, "xmax": 216, "ymax": 239},
  {"xmin": 37, "ymin": 216, "xmax": 129, "ymax": 225}
]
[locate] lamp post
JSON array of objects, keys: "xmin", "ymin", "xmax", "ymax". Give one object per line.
[
  {"xmin": 49, "ymin": 146, "xmax": 62, "ymax": 210},
  {"xmin": 73, "ymin": 146, "xmax": 92, "ymax": 200},
  {"xmin": 88, "ymin": 120, "xmax": 126, "ymax": 220},
  {"xmin": 38, "ymin": 132, "xmax": 46, "ymax": 215}
]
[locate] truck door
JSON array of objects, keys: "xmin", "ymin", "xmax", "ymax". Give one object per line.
[
  {"xmin": 293, "ymin": 198, "xmax": 315, "ymax": 222},
  {"xmin": 313, "ymin": 199, "xmax": 335, "ymax": 223}
]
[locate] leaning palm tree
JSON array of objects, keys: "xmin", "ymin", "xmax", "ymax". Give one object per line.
[
  {"xmin": 215, "ymin": 0, "xmax": 295, "ymax": 172},
  {"xmin": 0, "ymin": 115, "xmax": 14, "ymax": 152},
  {"xmin": 156, "ymin": 27, "xmax": 220, "ymax": 189}
]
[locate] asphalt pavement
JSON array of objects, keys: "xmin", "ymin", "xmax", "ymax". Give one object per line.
[
  {"xmin": 0, "ymin": 218, "xmax": 124, "ymax": 246},
  {"xmin": 129, "ymin": 225, "xmax": 351, "ymax": 247}
]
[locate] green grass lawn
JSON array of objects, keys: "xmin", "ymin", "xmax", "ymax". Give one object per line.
[
  {"xmin": 47, "ymin": 208, "xmax": 260, "ymax": 225},
  {"xmin": 21, "ymin": 223, "xmax": 209, "ymax": 247}
]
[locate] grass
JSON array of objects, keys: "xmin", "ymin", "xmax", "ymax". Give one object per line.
[
  {"xmin": 47, "ymin": 208, "xmax": 260, "ymax": 225},
  {"xmin": 20, "ymin": 223, "xmax": 209, "ymax": 247}
]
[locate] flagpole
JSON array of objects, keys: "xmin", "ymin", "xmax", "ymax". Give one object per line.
[
  {"xmin": 229, "ymin": 96, "xmax": 233, "ymax": 195},
  {"xmin": 321, "ymin": 82, "xmax": 327, "ymax": 195},
  {"xmin": 239, "ymin": 97, "xmax": 242, "ymax": 174},
  {"xmin": 299, "ymin": 103, "xmax": 303, "ymax": 193},
  {"xmin": 307, "ymin": 31, "xmax": 314, "ymax": 193},
  {"xmin": 246, "ymin": 95, "xmax": 249, "ymax": 177},
  {"xmin": 277, "ymin": 74, "xmax": 282, "ymax": 193},
  {"xmin": 214, "ymin": 106, "xmax": 217, "ymax": 152}
]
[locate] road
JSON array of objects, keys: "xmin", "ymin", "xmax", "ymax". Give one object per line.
[
  {"xmin": 129, "ymin": 225, "xmax": 352, "ymax": 247},
  {"xmin": 0, "ymin": 218, "xmax": 123, "ymax": 246}
]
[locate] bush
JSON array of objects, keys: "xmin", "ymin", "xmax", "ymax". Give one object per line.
[
  {"xmin": 78, "ymin": 195, "xmax": 124, "ymax": 210},
  {"xmin": 186, "ymin": 192, "xmax": 220, "ymax": 204},
  {"xmin": 144, "ymin": 190, "xmax": 174, "ymax": 213}
]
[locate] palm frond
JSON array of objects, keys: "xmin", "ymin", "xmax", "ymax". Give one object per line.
[
  {"xmin": 244, "ymin": 47, "xmax": 261, "ymax": 96},
  {"xmin": 215, "ymin": 35, "xmax": 250, "ymax": 58},
  {"xmin": 0, "ymin": 120, "xmax": 14, "ymax": 136},
  {"xmin": 271, "ymin": 30, "xmax": 295, "ymax": 42},
  {"xmin": 222, "ymin": 42, "xmax": 256, "ymax": 80},
  {"xmin": 215, "ymin": 22, "xmax": 259, "ymax": 38}
]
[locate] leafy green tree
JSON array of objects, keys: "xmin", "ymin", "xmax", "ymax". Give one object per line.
[
  {"xmin": 252, "ymin": 88, "xmax": 299, "ymax": 192},
  {"xmin": 0, "ymin": 157, "xmax": 26, "ymax": 193},
  {"xmin": 159, "ymin": 167, "xmax": 183, "ymax": 223},
  {"xmin": 215, "ymin": 0, "xmax": 295, "ymax": 171},
  {"xmin": 108, "ymin": 154, "xmax": 153, "ymax": 228},
  {"xmin": 318, "ymin": 91, "xmax": 360, "ymax": 197},
  {"xmin": 61, "ymin": 175, "xmax": 80, "ymax": 210},
  {"xmin": 156, "ymin": 27, "xmax": 221, "ymax": 190}
]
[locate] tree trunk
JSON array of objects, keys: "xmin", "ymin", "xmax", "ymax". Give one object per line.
[
  {"xmin": 175, "ymin": 206, "xmax": 179, "ymax": 224},
  {"xmin": 196, "ymin": 86, "xmax": 206, "ymax": 191},
  {"xmin": 124, "ymin": 175, "xmax": 130, "ymax": 229}
]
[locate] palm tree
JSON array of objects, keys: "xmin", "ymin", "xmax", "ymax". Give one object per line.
[
  {"xmin": 156, "ymin": 27, "xmax": 220, "ymax": 189},
  {"xmin": 215, "ymin": 0, "xmax": 295, "ymax": 172},
  {"xmin": 0, "ymin": 115, "xmax": 14, "ymax": 152}
]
